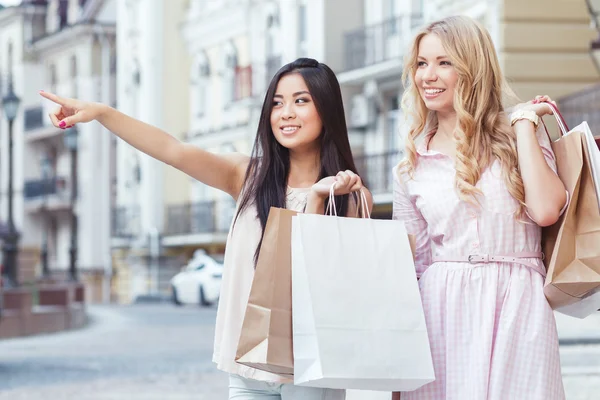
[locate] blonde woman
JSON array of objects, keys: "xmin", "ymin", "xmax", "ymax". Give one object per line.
[{"xmin": 393, "ymin": 16, "xmax": 567, "ymax": 399}]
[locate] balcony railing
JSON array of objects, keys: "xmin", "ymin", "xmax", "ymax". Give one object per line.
[
  {"xmin": 24, "ymin": 105, "xmax": 45, "ymax": 131},
  {"xmin": 558, "ymin": 84, "xmax": 600, "ymax": 142},
  {"xmin": 355, "ymin": 151, "xmax": 403, "ymax": 195},
  {"xmin": 24, "ymin": 177, "xmax": 68, "ymax": 199},
  {"xmin": 343, "ymin": 15, "xmax": 423, "ymax": 72},
  {"xmin": 112, "ymin": 206, "xmax": 141, "ymax": 238},
  {"xmin": 164, "ymin": 199, "xmax": 235, "ymax": 236}
]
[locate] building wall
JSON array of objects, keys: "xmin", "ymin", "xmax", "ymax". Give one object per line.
[
  {"xmin": 110, "ymin": 0, "xmax": 600, "ymax": 301},
  {"xmin": 115, "ymin": 0, "xmax": 191, "ymax": 233},
  {"xmin": 182, "ymin": 0, "xmax": 254, "ymax": 208},
  {"xmin": 0, "ymin": 3, "xmax": 116, "ymax": 302},
  {"xmin": 334, "ymin": 0, "xmax": 598, "ymax": 212},
  {"xmin": 0, "ymin": 13, "xmax": 36, "ymax": 246},
  {"xmin": 162, "ymin": 0, "xmax": 191, "ymax": 207},
  {"xmin": 113, "ymin": 0, "xmax": 191, "ymax": 302},
  {"xmin": 36, "ymin": 36, "xmax": 114, "ymax": 298},
  {"xmin": 323, "ymin": 0, "xmax": 364, "ymax": 72},
  {"xmin": 499, "ymin": 0, "xmax": 598, "ymax": 102},
  {"xmin": 422, "ymin": 0, "xmax": 599, "ymax": 102},
  {"xmin": 32, "ymin": 21, "xmax": 115, "ymax": 279}
]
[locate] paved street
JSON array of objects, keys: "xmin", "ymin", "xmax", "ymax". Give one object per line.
[
  {"xmin": 0, "ymin": 304, "xmax": 598, "ymax": 399},
  {"xmin": 556, "ymin": 312, "xmax": 600, "ymax": 400},
  {"xmin": 0, "ymin": 304, "xmax": 229, "ymax": 399}
]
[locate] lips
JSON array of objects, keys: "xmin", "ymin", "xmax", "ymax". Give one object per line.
[
  {"xmin": 423, "ymin": 88, "xmax": 446, "ymax": 99},
  {"xmin": 280, "ymin": 125, "xmax": 300, "ymax": 135}
]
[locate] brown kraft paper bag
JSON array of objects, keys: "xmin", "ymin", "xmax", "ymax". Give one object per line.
[
  {"xmin": 235, "ymin": 207, "xmax": 297, "ymax": 376},
  {"xmin": 542, "ymin": 123, "xmax": 600, "ymax": 311}
]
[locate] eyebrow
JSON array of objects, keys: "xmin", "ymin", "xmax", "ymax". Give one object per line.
[
  {"xmin": 273, "ymin": 90, "xmax": 311, "ymax": 98},
  {"xmin": 417, "ymin": 55, "xmax": 449, "ymax": 60}
]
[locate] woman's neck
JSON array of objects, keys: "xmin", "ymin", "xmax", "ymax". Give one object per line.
[
  {"xmin": 287, "ymin": 149, "xmax": 320, "ymax": 188},
  {"xmin": 436, "ymin": 111, "xmax": 458, "ymax": 139}
]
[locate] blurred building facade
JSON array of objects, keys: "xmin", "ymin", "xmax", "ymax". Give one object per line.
[
  {"xmin": 112, "ymin": 0, "xmax": 599, "ymax": 303},
  {"xmin": 173, "ymin": 0, "xmax": 361, "ymax": 249},
  {"xmin": 558, "ymin": 1, "xmax": 600, "ymax": 136},
  {"xmin": 110, "ymin": 0, "xmax": 191, "ymax": 303},
  {"xmin": 338, "ymin": 0, "xmax": 599, "ymax": 217},
  {"xmin": 110, "ymin": 0, "xmax": 364, "ymax": 304},
  {"xmin": 0, "ymin": 0, "xmax": 116, "ymax": 302},
  {"xmin": 2, "ymin": 0, "xmax": 597, "ymax": 304}
]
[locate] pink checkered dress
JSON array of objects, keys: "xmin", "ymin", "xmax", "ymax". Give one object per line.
[{"xmin": 393, "ymin": 126, "xmax": 566, "ymax": 400}]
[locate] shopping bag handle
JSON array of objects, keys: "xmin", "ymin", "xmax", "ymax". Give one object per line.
[
  {"xmin": 540, "ymin": 101, "xmax": 570, "ymax": 139},
  {"xmin": 327, "ymin": 182, "xmax": 371, "ymax": 219}
]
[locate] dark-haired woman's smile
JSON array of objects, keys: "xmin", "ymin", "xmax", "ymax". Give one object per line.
[{"xmin": 280, "ymin": 125, "xmax": 301, "ymax": 135}]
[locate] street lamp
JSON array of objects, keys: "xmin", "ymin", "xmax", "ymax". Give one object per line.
[
  {"xmin": 587, "ymin": 0, "xmax": 600, "ymax": 72},
  {"xmin": 40, "ymin": 154, "xmax": 52, "ymax": 279},
  {"xmin": 63, "ymin": 126, "xmax": 78, "ymax": 282},
  {"xmin": 1, "ymin": 79, "xmax": 21, "ymax": 288}
]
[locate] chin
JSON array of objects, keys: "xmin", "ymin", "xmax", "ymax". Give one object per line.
[
  {"xmin": 279, "ymin": 140, "xmax": 305, "ymax": 150},
  {"xmin": 282, "ymin": 140, "xmax": 319, "ymax": 153},
  {"xmin": 273, "ymin": 138, "xmax": 297, "ymax": 150},
  {"xmin": 423, "ymin": 102, "xmax": 452, "ymax": 114}
]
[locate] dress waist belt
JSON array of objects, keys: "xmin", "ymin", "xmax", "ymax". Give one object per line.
[{"xmin": 431, "ymin": 251, "xmax": 546, "ymax": 277}]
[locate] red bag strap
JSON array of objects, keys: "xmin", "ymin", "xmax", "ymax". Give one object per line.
[{"xmin": 542, "ymin": 101, "xmax": 570, "ymax": 137}]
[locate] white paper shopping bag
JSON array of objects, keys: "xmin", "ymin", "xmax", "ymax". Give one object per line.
[
  {"xmin": 563, "ymin": 121, "xmax": 600, "ymax": 213},
  {"xmin": 291, "ymin": 188, "xmax": 435, "ymax": 391}
]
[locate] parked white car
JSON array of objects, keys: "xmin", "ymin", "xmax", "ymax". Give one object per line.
[{"xmin": 170, "ymin": 250, "xmax": 223, "ymax": 306}]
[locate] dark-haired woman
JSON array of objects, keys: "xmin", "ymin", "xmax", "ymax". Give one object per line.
[{"xmin": 40, "ymin": 58, "xmax": 371, "ymax": 399}]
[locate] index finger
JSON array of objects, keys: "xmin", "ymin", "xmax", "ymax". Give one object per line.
[{"xmin": 39, "ymin": 90, "xmax": 68, "ymax": 106}]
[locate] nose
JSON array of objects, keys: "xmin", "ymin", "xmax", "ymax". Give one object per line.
[
  {"xmin": 422, "ymin": 65, "xmax": 438, "ymax": 82},
  {"xmin": 281, "ymin": 103, "xmax": 296, "ymax": 120}
]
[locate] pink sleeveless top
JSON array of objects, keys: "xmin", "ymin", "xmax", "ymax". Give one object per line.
[{"xmin": 212, "ymin": 187, "xmax": 310, "ymax": 382}]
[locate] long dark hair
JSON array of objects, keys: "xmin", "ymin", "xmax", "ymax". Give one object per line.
[{"xmin": 235, "ymin": 58, "xmax": 359, "ymax": 263}]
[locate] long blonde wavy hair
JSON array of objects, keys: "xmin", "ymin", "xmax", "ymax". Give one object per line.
[{"xmin": 400, "ymin": 16, "xmax": 526, "ymax": 217}]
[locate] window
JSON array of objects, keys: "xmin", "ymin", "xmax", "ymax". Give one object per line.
[
  {"xmin": 411, "ymin": 0, "xmax": 425, "ymax": 28},
  {"xmin": 386, "ymin": 0, "xmax": 396, "ymax": 18},
  {"xmin": 412, "ymin": 0, "xmax": 424, "ymax": 14},
  {"xmin": 49, "ymin": 63, "xmax": 57, "ymax": 93},
  {"xmin": 386, "ymin": 0, "xmax": 397, "ymax": 35},
  {"xmin": 266, "ymin": 7, "xmax": 280, "ymax": 57},
  {"xmin": 298, "ymin": 4, "xmax": 307, "ymax": 55},
  {"xmin": 191, "ymin": 180, "xmax": 208, "ymax": 203},
  {"xmin": 110, "ymin": 48, "xmax": 117, "ymax": 74},
  {"xmin": 50, "ymin": 216, "xmax": 58, "ymax": 267},
  {"xmin": 132, "ymin": 58, "xmax": 141, "ymax": 86},
  {"xmin": 222, "ymin": 45, "xmax": 238, "ymax": 106},
  {"xmin": 70, "ymin": 55, "xmax": 78, "ymax": 97},
  {"xmin": 265, "ymin": 9, "xmax": 281, "ymax": 84},
  {"xmin": 194, "ymin": 54, "xmax": 210, "ymax": 117},
  {"xmin": 7, "ymin": 40, "xmax": 13, "ymax": 78},
  {"xmin": 387, "ymin": 95, "xmax": 400, "ymax": 151},
  {"xmin": 59, "ymin": 0, "xmax": 68, "ymax": 29},
  {"xmin": 234, "ymin": 65, "xmax": 252, "ymax": 101}
]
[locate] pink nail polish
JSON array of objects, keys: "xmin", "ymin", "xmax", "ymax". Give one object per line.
[{"xmin": 59, "ymin": 121, "xmax": 66, "ymax": 128}]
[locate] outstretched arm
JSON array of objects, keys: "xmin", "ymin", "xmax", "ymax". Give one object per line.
[{"xmin": 40, "ymin": 90, "xmax": 249, "ymax": 199}]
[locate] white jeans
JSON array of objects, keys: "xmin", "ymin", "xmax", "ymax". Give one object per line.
[{"xmin": 229, "ymin": 374, "xmax": 346, "ymax": 400}]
